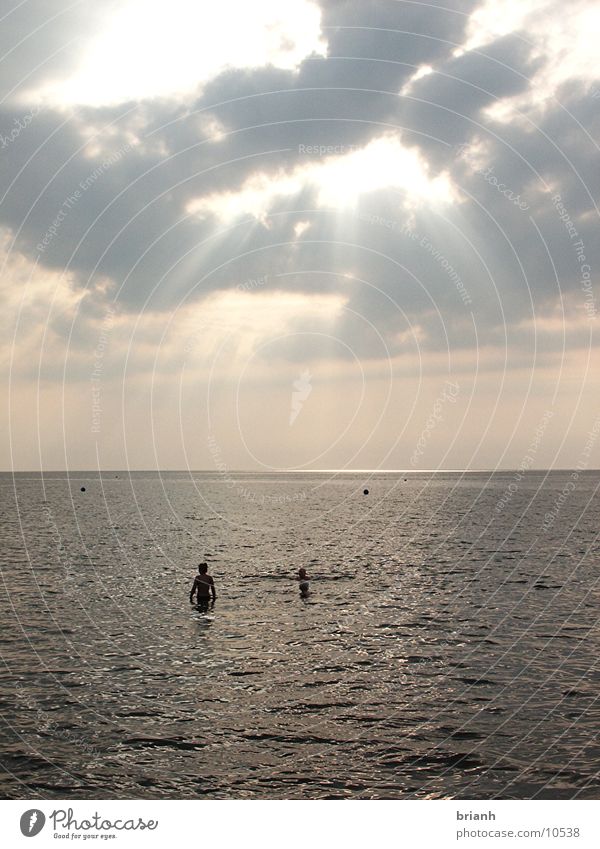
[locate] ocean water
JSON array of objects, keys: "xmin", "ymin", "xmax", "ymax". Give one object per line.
[{"xmin": 0, "ymin": 470, "xmax": 599, "ymax": 800}]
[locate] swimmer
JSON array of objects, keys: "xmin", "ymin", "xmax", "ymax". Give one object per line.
[
  {"xmin": 298, "ymin": 567, "xmax": 310, "ymax": 597},
  {"xmin": 190, "ymin": 562, "xmax": 217, "ymax": 604}
]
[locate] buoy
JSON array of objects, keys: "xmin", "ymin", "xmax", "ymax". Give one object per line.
[
  {"xmin": 80, "ymin": 486, "xmax": 86, "ymax": 492},
  {"xmin": 363, "ymin": 488, "xmax": 369, "ymax": 495}
]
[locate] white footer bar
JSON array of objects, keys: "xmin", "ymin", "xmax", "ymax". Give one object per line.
[{"xmin": 1, "ymin": 799, "xmax": 598, "ymax": 848}]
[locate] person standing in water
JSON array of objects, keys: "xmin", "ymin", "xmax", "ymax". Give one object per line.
[
  {"xmin": 298, "ymin": 567, "xmax": 310, "ymax": 597},
  {"xmin": 190, "ymin": 562, "xmax": 217, "ymax": 604}
]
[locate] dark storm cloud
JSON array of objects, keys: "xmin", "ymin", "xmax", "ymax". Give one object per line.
[{"xmin": 0, "ymin": 0, "xmax": 597, "ymax": 362}]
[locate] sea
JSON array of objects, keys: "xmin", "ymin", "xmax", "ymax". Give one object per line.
[{"xmin": 1, "ymin": 470, "xmax": 599, "ymax": 799}]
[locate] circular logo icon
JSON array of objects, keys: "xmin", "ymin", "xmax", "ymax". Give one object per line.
[{"xmin": 20, "ymin": 810, "xmax": 45, "ymax": 837}]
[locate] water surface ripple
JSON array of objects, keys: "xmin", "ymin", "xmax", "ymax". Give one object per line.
[{"xmin": 1, "ymin": 471, "xmax": 599, "ymax": 799}]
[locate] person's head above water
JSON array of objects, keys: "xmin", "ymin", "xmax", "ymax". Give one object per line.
[
  {"xmin": 198, "ymin": 562, "xmax": 208, "ymax": 574},
  {"xmin": 298, "ymin": 568, "xmax": 307, "ymax": 578}
]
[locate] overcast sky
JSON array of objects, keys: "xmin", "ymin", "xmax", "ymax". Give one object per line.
[{"xmin": 1, "ymin": 0, "xmax": 599, "ymax": 471}]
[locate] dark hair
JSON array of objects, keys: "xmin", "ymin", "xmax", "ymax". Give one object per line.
[{"xmin": 198, "ymin": 562, "xmax": 208, "ymax": 573}]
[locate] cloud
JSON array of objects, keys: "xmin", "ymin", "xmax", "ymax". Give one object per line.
[
  {"xmin": 28, "ymin": 0, "xmax": 327, "ymax": 107},
  {"xmin": 0, "ymin": 1, "xmax": 108, "ymax": 105},
  {"xmin": 461, "ymin": 0, "xmax": 600, "ymax": 117},
  {"xmin": 187, "ymin": 134, "xmax": 457, "ymax": 224},
  {"xmin": 1, "ymin": 0, "xmax": 599, "ymax": 420}
]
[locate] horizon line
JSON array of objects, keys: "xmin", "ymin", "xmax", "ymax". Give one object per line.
[{"xmin": 2, "ymin": 467, "xmax": 599, "ymax": 474}]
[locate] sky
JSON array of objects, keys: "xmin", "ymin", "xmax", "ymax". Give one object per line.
[{"xmin": 1, "ymin": 0, "xmax": 599, "ymax": 471}]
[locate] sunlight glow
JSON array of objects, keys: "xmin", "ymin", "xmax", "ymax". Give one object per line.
[
  {"xmin": 457, "ymin": 0, "xmax": 545, "ymax": 55},
  {"xmin": 293, "ymin": 221, "xmax": 311, "ymax": 238},
  {"xmin": 33, "ymin": 0, "xmax": 326, "ymax": 107},
  {"xmin": 400, "ymin": 64, "xmax": 435, "ymax": 94},
  {"xmin": 458, "ymin": 0, "xmax": 600, "ymax": 116},
  {"xmin": 181, "ymin": 290, "xmax": 346, "ymax": 367},
  {"xmin": 187, "ymin": 135, "xmax": 456, "ymax": 224}
]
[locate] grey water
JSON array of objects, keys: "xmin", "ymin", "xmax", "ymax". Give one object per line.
[{"xmin": 0, "ymin": 470, "xmax": 599, "ymax": 799}]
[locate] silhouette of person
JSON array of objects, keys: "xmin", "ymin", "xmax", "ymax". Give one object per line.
[
  {"xmin": 190, "ymin": 562, "xmax": 217, "ymax": 605},
  {"xmin": 298, "ymin": 567, "xmax": 310, "ymax": 597}
]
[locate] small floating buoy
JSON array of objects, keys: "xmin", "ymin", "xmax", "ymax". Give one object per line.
[
  {"xmin": 80, "ymin": 486, "xmax": 86, "ymax": 492},
  {"xmin": 363, "ymin": 488, "xmax": 369, "ymax": 495}
]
